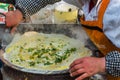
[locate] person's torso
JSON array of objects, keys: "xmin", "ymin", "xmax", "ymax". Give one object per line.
[{"xmin": 80, "ymin": 0, "xmax": 120, "ymax": 55}]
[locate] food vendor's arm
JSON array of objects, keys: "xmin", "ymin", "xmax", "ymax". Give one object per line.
[
  {"xmin": 5, "ymin": 0, "xmax": 61, "ymax": 28},
  {"xmin": 5, "ymin": 0, "xmax": 82, "ymax": 28},
  {"xmin": 15, "ymin": 0, "xmax": 83, "ymax": 20},
  {"xmin": 15, "ymin": 0, "xmax": 61, "ymax": 20}
]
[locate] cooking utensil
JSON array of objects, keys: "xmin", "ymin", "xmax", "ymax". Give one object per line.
[{"xmin": 0, "ymin": 24, "xmax": 91, "ymax": 75}]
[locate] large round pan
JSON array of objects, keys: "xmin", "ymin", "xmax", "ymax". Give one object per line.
[{"xmin": 0, "ymin": 24, "xmax": 91, "ymax": 74}]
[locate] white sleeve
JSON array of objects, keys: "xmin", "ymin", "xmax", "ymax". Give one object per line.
[{"xmin": 103, "ymin": 0, "xmax": 120, "ymax": 48}]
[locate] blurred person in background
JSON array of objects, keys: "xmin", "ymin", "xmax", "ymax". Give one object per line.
[{"xmin": 1, "ymin": 0, "xmax": 120, "ymax": 80}]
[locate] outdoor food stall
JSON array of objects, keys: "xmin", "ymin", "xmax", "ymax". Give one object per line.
[{"xmin": 0, "ymin": 1, "xmax": 106, "ymax": 80}]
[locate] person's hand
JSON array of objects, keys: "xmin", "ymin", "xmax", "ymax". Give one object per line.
[
  {"xmin": 69, "ymin": 57, "xmax": 105, "ymax": 80},
  {"xmin": 5, "ymin": 9, "xmax": 23, "ymax": 27},
  {"xmin": 5, "ymin": 9, "xmax": 24, "ymax": 33}
]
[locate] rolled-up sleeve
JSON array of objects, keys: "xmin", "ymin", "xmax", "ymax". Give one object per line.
[
  {"xmin": 15, "ymin": 0, "xmax": 60, "ymax": 19},
  {"xmin": 105, "ymin": 51, "xmax": 120, "ymax": 77}
]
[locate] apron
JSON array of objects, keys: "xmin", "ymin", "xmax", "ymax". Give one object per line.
[{"xmin": 80, "ymin": 0, "xmax": 120, "ymax": 79}]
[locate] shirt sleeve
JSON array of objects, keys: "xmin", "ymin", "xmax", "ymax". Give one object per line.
[
  {"xmin": 105, "ymin": 51, "xmax": 120, "ymax": 77},
  {"xmin": 15, "ymin": 0, "xmax": 60, "ymax": 19},
  {"xmin": 103, "ymin": 0, "xmax": 120, "ymax": 48}
]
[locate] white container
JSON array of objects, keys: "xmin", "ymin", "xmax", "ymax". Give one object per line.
[{"xmin": 54, "ymin": 1, "xmax": 78, "ymax": 24}]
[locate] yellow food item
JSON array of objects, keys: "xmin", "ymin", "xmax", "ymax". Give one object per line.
[
  {"xmin": 54, "ymin": 2, "xmax": 78, "ymax": 23},
  {"xmin": 4, "ymin": 31, "xmax": 91, "ymax": 71}
]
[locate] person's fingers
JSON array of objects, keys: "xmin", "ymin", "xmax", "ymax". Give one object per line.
[
  {"xmin": 69, "ymin": 64, "xmax": 83, "ymax": 73},
  {"xmin": 70, "ymin": 58, "xmax": 83, "ymax": 68},
  {"xmin": 75, "ymin": 73, "xmax": 89, "ymax": 80},
  {"xmin": 70, "ymin": 68, "xmax": 85, "ymax": 77}
]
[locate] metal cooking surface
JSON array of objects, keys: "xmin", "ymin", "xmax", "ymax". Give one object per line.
[
  {"xmin": 2, "ymin": 65, "xmax": 75, "ymax": 80},
  {"xmin": 0, "ymin": 24, "xmax": 89, "ymax": 73},
  {"xmin": 0, "ymin": 24, "xmax": 106, "ymax": 80}
]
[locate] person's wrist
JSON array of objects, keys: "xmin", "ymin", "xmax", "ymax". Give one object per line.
[{"xmin": 99, "ymin": 57, "xmax": 105, "ymax": 73}]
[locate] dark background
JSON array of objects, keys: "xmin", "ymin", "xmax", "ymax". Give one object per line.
[{"xmin": 0, "ymin": 0, "xmax": 15, "ymax": 5}]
